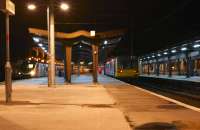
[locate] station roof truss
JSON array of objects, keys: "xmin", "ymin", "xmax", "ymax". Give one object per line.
[{"xmin": 139, "ymin": 37, "xmax": 200, "ymax": 61}]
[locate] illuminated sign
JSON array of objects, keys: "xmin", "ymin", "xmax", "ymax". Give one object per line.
[{"xmin": 0, "ymin": 0, "xmax": 15, "ymax": 15}]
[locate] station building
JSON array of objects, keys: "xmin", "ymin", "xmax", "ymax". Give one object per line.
[{"xmin": 138, "ymin": 38, "xmax": 200, "ymax": 80}]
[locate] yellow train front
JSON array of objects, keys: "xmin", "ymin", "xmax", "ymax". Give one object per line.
[{"xmin": 105, "ymin": 57, "xmax": 138, "ymax": 78}]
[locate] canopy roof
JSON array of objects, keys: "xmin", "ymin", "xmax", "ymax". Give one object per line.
[{"xmin": 28, "ymin": 28, "xmax": 126, "ymax": 40}]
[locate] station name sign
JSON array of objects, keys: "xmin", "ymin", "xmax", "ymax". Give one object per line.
[{"xmin": 0, "ymin": 0, "xmax": 15, "ymax": 15}]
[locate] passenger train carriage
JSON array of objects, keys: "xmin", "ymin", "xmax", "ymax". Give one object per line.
[
  {"xmin": 139, "ymin": 40, "xmax": 200, "ymax": 77},
  {"xmin": 105, "ymin": 56, "xmax": 138, "ymax": 78}
]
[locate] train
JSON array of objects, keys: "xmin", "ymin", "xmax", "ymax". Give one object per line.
[
  {"xmin": 12, "ymin": 58, "xmax": 64, "ymax": 79},
  {"xmin": 105, "ymin": 56, "xmax": 139, "ymax": 78}
]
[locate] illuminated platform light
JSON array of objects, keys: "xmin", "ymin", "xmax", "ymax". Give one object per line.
[
  {"xmin": 193, "ymin": 44, "xmax": 200, "ymax": 48},
  {"xmin": 79, "ymin": 45, "xmax": 82, "ymax": 48},
  {"xmin": 28, "ymin": 64, "xmax": 34, "ymax": 69},
  {"xmin": 163, "ymin": 52, "xmax": 168, "ymax": 55},
  {"xmin": 104, "ymin": 40, "xmax": 108, "ymax": 45},
  {"xmin": 181, "ymin": 47, "xmax": 187, "ymax": 51},
  {"xmin": 42, "ymin": 47, "xmax": 45, "ymax": 50},
  {"xmin": 60, "ymin": 3, "xmax": 69, "ymax": 11},
  {"xmin": 30, "ymin": 70, "xmax": 36, "ymax": 77},
  {"xmin": 157, "ymin": 54, "xmax": 161, "ymax": 57},
  {"xmin": 152, "ymin": 55, "xmax": 155, "ymax": 58},
  {"xmin": 195, "ymin": 40, "xmax": 200, "ymax": 43},
  {"xmin": 38, "ymin": 43, "xmax": 43, "ymax": 47},
  {"xmin": 171, "ymin": 49, "xmax": 176, "ymax": 53},
  {"xmin": 27, "ymin": 4, "xmax": 36, "ymax": 10},
  {"xmin": 90, "ymin": 30, "xmax": 95, "ymax": 37},
  {"xmin": 33, "ymin": 37, "xmax": 40, "ymax": 43},
  {"xmin": 147, "ymin": 56, "xmax": 150, "ymax": 59}
]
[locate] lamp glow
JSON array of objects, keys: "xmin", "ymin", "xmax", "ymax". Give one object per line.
[
  {"xmin": 38, "ymin": 44, "xmax": 43, "ymax": 47},
  {"xmin": 27, "ymin": 4, "xmax": 36, "ymax": 10},
  {"xmin": 171, "ymin": 49, "xmax": 176, "ymax": 53},
  {"xmin": 90, "ymin": 30, "xmax": 95, "ymax": 37},
  {"xmin": 60, "ymin": 3, "xmax": 69, "ymax": 11},
  {"xmin": 164, "ymin": 52, "xmax": 168, "ymax": 55},
  {"xmin": 30, "ymin": 70, "xmax": 36, "ymax": 76},
  {"xmin": 157, "ymin": 54, "xmax": 161, "ymax": 57},
  {"xmin": 181, "ymin": 47, "xmax": 187, "ymax": 51},
  {"xmin": 193, "ymin": 44, "xmax": 200, "ymax": 48},
  {"xmin": 104, "ymin": 40, "xmax": 108, "ymax": 45},
  {"xmin": 33, "ymin": 37, "xmax": 40, "ymax": 43}
]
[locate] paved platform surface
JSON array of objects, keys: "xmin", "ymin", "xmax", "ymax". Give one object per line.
[
  {"xmin": 0, "ymin": 78, "xmax": 131, "ymax": 130},
  {"xmin": 0, "ymin": 74, "xmax": 200, "ymax": 130},
  {"xmin": 104, "ymin": 80, "xmax": 200, "ymax": 130}
]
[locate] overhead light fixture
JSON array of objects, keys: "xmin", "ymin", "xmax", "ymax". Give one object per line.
[
  {"xmin": 163, "ymin": 52, "xmax": 168, "ymax": 55},
  {"xmin": 79, "ymin": 45, "xmax": 82, "ymax": 48},
  {"xmin": 157, "ymin": 54, "xmax": 161, "ymax": 57},
  {"xmin": 181, "ymin": 47, "xmax": 187, "ymax": 51},
  {"xmin": 195, "ymin": 40, "xmax": 200, "ymax": 43},
  {"xmin": 171, "ymin": 49, "xmax": 176, "ymax": 53},
  {"xmin": 193, "ymin": 44, "xmax": 200, "ymax": 48},
  {"xmin": 38, "ymin": 44, "xmax": 43, "ymax": 47},
  {"xmin": 152, "ymin": 55, "xmax": 155, "ymax": 58},
  {"xmin": 33, "ymin": 37, "xmax": 40, "ymax": 43},
  {"xmin": 60, "ymin": 3, "xmax": 69, "ymax": 11},
  {"xmin": 147, "ymin": 56, "xmax": 150, "ymax": 59},
  {"xmin": 104, "ymin": 40, "xmax": 108, "ymax": 45},
  {"xmin": 27, "ymin": 4, "xmax": 36, "ymax": 10}
]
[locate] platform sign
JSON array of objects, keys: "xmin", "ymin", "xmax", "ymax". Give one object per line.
[{"xmin": 0, "ymin": 0, "xmax": 15, "ymax": 15}]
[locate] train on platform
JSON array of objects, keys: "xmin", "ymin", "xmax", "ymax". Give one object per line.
[
  {"xmin": 105, "ymin": 56, "xmax": 139, "ymax": 78},
  {"xmin": 12, "ymin": 58, "xmax": 64, "ymax": 79},
  {"xmin": 138, "ymin": 39, "xmax": 200, "ymax": 77}
]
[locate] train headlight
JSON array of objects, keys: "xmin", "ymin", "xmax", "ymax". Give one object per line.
[
  {"xmin": 30, "ymin": 70, "xmax": 36, "ymax": 76},
  {"xmin": 28, "ymin": 64, "xmax": 34, "ymax": 69}
]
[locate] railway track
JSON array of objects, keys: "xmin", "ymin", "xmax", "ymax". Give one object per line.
[{"xmin": 118, "ymin": 77, "xmax": 200, "ymax": 108}]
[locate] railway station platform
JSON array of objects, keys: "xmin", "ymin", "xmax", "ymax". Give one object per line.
[
  {"xmin": 0, "ymin": 74, "xmax": 200, "ymax": 130},
  {"xmin": 140, "ymin": 74, "xmax": 200, "ymax": 83}
]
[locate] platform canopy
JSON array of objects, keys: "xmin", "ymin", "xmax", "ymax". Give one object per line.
[{"xmin": 28, "ymin": 28, "xmax": 126, "ymax": 41}]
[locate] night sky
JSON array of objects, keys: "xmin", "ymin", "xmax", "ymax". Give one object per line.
[{"xmin": 1, "ymin": 0, "xmax": 200, "ymax": 79}]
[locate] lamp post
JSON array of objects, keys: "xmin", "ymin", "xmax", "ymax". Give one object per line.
[
  {"xmin": 5, "ymin": 13, "xmax": 12, "ymax": 102},
  {"xmin": 0, "ymin": 0, "xmax": 15, "ymax": 103},
  {"xmin": 28, "ymin": 0, "xmax": 69, "ymax": 87}
]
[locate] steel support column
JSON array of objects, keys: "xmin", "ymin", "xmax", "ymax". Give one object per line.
[
  {"xmin": 147, "ymin": 62, "xmax": 150, "ymax": 75},
  {"xmin": 65, "ymin": 46, "xmax": 72, "ymax": 83},
  {"xmin": 92, "ymin": 44, "xmax": 98, "ymax": 83},
  {"xmin": 47, "ymin": 1, "xmax": 55, "ymax": 87},
  {"xmin": 186, "ymin": 52, "xmax": 191, "ymax": 78},
  {"xmin": 5, "ymin": 14, "xmax": 12, "ymax": 103},
  {"xmin": 168, "ymin": 56, "xmax": 172, "ymax": 77},
  {"xmin": 156, "ymin": 59, "xmax": 159, "ymax": 76},
  {"xmin": 177, "ymin": 58, "xmax": 181, "ymax": 75}
]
